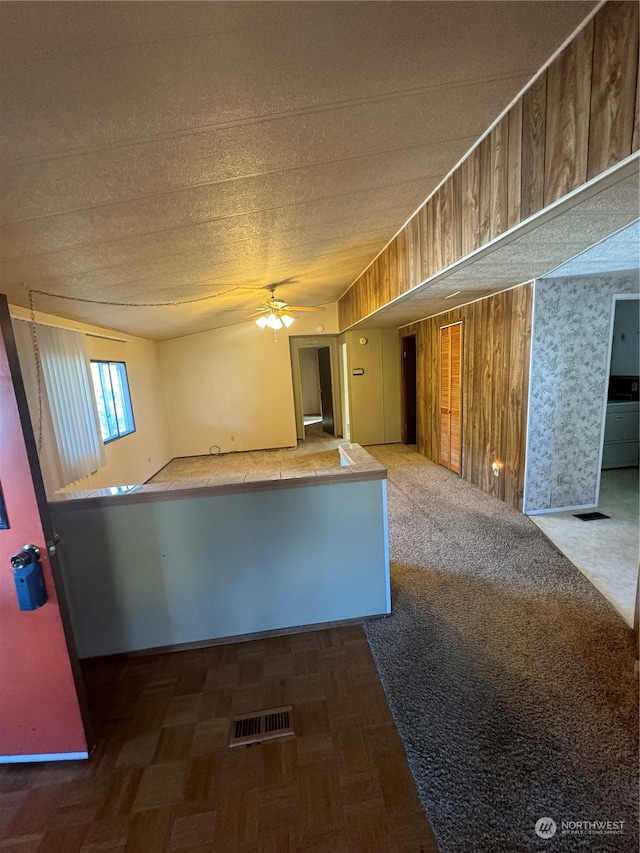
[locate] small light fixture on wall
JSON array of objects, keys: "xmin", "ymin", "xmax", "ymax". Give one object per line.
[{"xmin": 492, "ymin": 460, "xmax": 501, "ymax": 477}]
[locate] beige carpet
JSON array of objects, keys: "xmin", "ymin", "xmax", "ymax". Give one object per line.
[{"xmin": 363, "ymin": 444, "xmax": 638, "ymax": 853}]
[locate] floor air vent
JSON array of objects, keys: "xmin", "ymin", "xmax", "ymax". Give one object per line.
[
  {"xmin": 573, "ymin": 511, "xmax": 610, "ymax": 521},
  {"xmin": 229, "ymin": 706, "xmax": 294, "ymax": 747}
]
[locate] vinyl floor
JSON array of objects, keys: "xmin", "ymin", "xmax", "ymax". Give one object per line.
[
  {"xmin": 0, "ymin": 625, "xmax": 439, "ymax": 853},
  {"xmin": 531, "ymin": 466, "xmax": 639, "ymax": 625}
]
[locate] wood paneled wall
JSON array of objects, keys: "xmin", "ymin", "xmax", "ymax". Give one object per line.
[
  {"xmin": 339, "ymin": 2, "xmax": 639, "ymax": 329},
  {"xmin": 402, "ymin": 285, "xmax": 532, "ymax": 510}
]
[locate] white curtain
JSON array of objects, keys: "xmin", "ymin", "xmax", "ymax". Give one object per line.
[{"xmin": 12, "ymin": 319, "xmax": 106, "ymax": 494}]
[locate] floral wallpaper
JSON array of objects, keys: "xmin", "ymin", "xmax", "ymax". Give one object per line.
[{"xmin": 524, "ymin": 273, "xmax": 639, "ymax": 513}]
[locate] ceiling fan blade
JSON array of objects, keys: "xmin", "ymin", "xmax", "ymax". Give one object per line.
[{"xmin": 286, "ymin": 305, "xmax": 325, "ymax": 312}]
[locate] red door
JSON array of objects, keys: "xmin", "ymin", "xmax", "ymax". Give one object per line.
[{"xmin": 0, "ymin": 295, "xmax": 89, "ymax": 762}]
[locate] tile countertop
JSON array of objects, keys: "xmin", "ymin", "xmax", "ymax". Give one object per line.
[
  {"xmin": 48, "ymin": 444, "xmax": 387, "ymax": 511},
  {"xmin": 606, "ymin": 401, "xmax": 639, "ymax": 412}
]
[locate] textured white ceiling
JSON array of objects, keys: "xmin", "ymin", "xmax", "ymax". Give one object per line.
[
  {"xmin": 0, "ymin": 1, "xmax": 596, "ymax": 339},
  {"xmin": 545, "ymin": 220, "xmax": 640, "ymax": 277}
]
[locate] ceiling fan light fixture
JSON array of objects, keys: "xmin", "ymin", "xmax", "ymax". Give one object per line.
[{"xmin": 254, "ymin": 285, "xmax": 305, "ymax": 332}]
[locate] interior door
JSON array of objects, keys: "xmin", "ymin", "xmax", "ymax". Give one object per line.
[
  {"xmin": 439, "ymin": 322, "xmax": 462, "ymax": 474},
  {"xmin": 318, "ymin": 346, "xmax": 335, "ymax": 435},
  {"xmin": 0, "ymin": 295, "xmax": 90, "ymax": 762},
  {"xmin": 402, "ymin": 335, "xmax": 417, "ymax": 444}
]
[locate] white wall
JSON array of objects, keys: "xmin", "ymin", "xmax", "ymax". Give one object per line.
[
  {"xmin": 342, "ymin": 328, "xmax": 401, "ymax": 445},
  {"xmin": 81, "ymin": 334, "xmax": 172, "ymax": 488},
  {"xmin": 9, "ymin": 302, "xmax": 339, "ymax": 486},
  {"xmin": 299, "ymin": 347, "xmax": 321, "ymax": 414},
  {"xmin": 159, "ymin": 305, "xmax": 338, "ymax": 457},
  {"xmin": 381, "ymin": 329, "xmax": 402, "ymax": 442},
  {"xmin": 9, "ymin": 306, "xmax": 172, "ymax": 491}
]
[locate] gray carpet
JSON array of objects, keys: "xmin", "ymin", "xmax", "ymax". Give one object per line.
[{"xmin": 363, "ymin": 444, "xmax": 638, "ymax": 853}]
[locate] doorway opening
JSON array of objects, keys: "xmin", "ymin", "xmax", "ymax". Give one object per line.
[
  {"xmin": 317, "ymin": 346, "xmax": 335, "ymax": 435},
  {"xmin": 340, "ymin": 342, "xmax": 351, "ymax": 442},
  {"xmin": 290, "ymin": 336, "xmax": 342, "ymax": 442},
  {"xmin": 401, "ymin": 335, "xmax": 417, "ymax": 445}
]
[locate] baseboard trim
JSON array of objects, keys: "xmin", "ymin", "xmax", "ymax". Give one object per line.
[
  {"xmin": 526, "ymin": 502, "xmax": 597, "ymax": 516},
  {"xmin": 0, "ymin": 751, "xmax": 89, "ymax": 764},
  {"xmin": 80, "ymin": 614, "xmax": 389, "ymax": 662}
]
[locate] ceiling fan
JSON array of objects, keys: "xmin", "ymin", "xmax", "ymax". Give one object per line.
[{"xmin": 252, "ymin": 284, "xmax": 325, "ymax": 330}]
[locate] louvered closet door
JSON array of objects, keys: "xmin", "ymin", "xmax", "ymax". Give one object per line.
[
  {"xmin": 439, "ymin": 322, "xmax": 462, "ymax": 474},
  {"xmin": 439, "ymin": 328, "xmax": 451, "ymax": 467}
]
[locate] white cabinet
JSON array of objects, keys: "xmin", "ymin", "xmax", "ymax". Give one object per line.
[{"xmin": 602, "ymin": 402, "xmax": 639, "ymax": 469}]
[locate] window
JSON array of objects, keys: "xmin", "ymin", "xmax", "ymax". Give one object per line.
[{"xmin": 90, "ymin": 361, "xmax": 135, "ymax": 442}]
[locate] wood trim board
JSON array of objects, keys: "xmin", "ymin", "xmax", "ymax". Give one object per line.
[{"xmin": 338, "ymin": 2, "xmax": 638, "ymax": 331}]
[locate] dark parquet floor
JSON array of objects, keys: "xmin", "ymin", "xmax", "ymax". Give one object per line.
[{"xmin": 0, "ymin": 626, "xmax": 439, "ymax": 853}]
